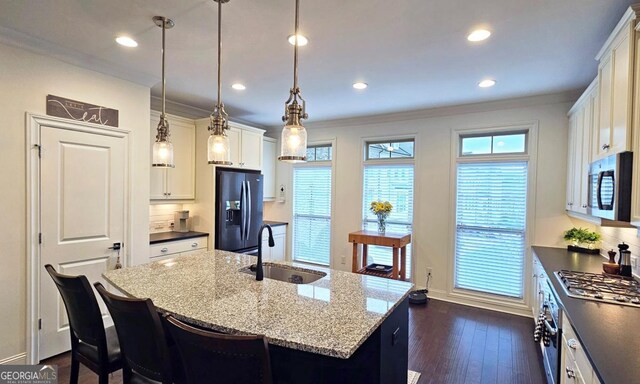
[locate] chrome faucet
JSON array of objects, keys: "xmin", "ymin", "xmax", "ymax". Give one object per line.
[{"xmin": 256, "ymin": 224, "xmax": 274, "ymax": 281}]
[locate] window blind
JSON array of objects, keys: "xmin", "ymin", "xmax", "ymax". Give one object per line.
[
  {"xmin": 293, "ymin": 166, "xmax": 332, "ymax": 265},
  {"xmin": 455, "ymin": 161, "xmax": 528, "ymax": 298},
  {"xmin": 362, "ymin": 164, "xmax": 414, "ymax": 277}
]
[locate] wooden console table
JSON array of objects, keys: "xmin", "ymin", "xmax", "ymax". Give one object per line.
[{"xmin": 348, "ymin": 230, "xmax": 411, "ymax": 281}]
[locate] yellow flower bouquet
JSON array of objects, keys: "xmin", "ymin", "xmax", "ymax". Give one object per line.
[{"xmin": 370, "ymin": 201, "xmax": 393, "ymax": 233}]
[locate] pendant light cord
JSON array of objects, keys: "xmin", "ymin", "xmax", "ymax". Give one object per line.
[
  {"xmin": 293, "ymin": 0, "xmax": 299, "ymax": 91},
  {"xmin": 217, "ymin": 0, "xmax": 223, "ymax": 109},
  {"xmin": 161, "ymin": 17, "xmax": 166, "ymax": 117}
]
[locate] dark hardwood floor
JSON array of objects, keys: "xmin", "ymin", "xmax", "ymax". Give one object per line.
[{"xmin": 43, "ymin": 299, "xmax": 545, "ymax": 384}]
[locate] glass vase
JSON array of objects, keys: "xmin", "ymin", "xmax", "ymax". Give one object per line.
[{"xmin": 377, "ymin": 214, "xmax": 386, "ymax": 233}]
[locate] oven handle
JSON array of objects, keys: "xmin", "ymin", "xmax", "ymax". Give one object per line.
[{"xmin": 544, "ymin": 319, "xmax": 558, "ymax": 336}]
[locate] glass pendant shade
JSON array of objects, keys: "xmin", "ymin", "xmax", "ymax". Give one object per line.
[
  {"xmin": 279, "ymin": 123, "xmax": 307, "ymax": 163},
  {"xmin": 208, "ymin": 132, "xmax": 231, "ymax": 165},
  {"xmin": 152, "ymin": 139, "xmax": 174, "ymax": 168}
]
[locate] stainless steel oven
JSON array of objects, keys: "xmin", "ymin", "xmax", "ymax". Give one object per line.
[
  {"xmin": 538, "ymin": 279, "xmax": 562, "ymax": 384},
  {"xmin": 587, "ymin": 151, "xmax": 633, "ymax": 221}
]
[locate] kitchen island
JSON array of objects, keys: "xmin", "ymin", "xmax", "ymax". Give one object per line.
[{"xmin": 103, "ymin": 250, "xmax": 413, "ymax": 384}]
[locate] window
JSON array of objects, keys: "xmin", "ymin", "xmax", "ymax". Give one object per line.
[
  {"xmin": 292, "ymin": 146, "xmax": 333, "ymax": 265},
  {"xmin": 454, "ymin": 133, "xmax": 529, "ymax": 298},
  {"xmin": 362, "ymin": 139, "xmax": 415, "ymax": 279},
  {"xmin": 366, "ymin": 140, "xmax": 414, "ymax": 160},
  {"xmin": 460, "ymin": 132, "xmax": 527, "ymax": 156}
]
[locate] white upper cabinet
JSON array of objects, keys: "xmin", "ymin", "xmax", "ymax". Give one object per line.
[
  {"xmin": 150, "ymin": 111, "xmax": 196, "ymax": 200},
  {"xmin": 593, "ymin": 6, "xmax": 640, "ymax": 160},
  {"xmin": 567, "ymin": 79, "xmax": 598, "ymax": 216},
  {"xmin": 262, "ymin": 137, "xmax": 277, "ymax": 201},
  {"xmin": 195, "ymin": 119, "xmax": 265, "ymax": 170}
]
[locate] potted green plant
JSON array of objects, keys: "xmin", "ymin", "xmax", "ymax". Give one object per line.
[{"xmin": 563, "ymin": 227, "xmax": 601, "ymax": 254}]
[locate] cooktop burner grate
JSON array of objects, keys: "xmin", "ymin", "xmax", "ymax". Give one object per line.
[{"xmin": 554, "ymin": 270, "xmax": 640, "ymax": 307}]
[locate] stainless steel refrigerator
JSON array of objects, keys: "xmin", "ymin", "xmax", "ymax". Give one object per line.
[{"xmin": 215, "ymin": 168, "xmax": 264, "ymax": 254}]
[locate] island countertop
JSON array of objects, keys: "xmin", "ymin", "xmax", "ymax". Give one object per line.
[{"xmin": 103, "ymin": 250, "xmax": 413, "ymax": 359}]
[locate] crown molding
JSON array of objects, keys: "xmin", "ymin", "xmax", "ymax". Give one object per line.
[
  {"xmin": 0, "ymin": 25, "xmax": 158, "ymax": 87},
  {"xmin": 287, "ymin": 90, "xmax": 581, "ymax": 131},
  {"xmin": 596, "ymin": 5, "xmax": 640, "ymax": 61}
]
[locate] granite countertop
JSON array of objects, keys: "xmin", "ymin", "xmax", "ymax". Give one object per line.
[
  {"xmin": 263, "ymin": 220, "xmax": 288, "ymax": 227},
  {"xmin": 149, "ymin": 231, "xmax": 209, "ymax": 244},
  {"xmin": 532, "ymin": 246, "xmax": 640, "ymax": 384},
  {"xmin": 103, "ymin": 250, "xmax": 413, "ymax": 359}
]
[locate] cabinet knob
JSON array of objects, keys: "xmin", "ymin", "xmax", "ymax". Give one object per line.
[
  {"xmin": 566, "ymin": 367, "xmax": 576, "ymax": 379},
  {"xmin": 582, "ymin": 204, "xmax": 587, "ymax": 208},
  {"xmin": 161, "ymin": 248, "xmax": 168, "ymax": 253},
  {"xmin": 168, "ymin": 192, "xmax": 171, "ymax": 196},
  {"xmin": 602, "ymin": 144, "xmax": 610, "ymax": 150},
  {"xmin": 191, "ymin": 242, "xmax": 198, "ymax": 248}
]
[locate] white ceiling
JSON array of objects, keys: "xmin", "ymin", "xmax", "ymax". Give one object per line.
[{"xmin": 0, "ymin": 0, "xmax": 635, "ymax": 126}]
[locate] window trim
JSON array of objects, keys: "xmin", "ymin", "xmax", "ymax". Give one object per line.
[
  {"xmin": 360, "ymin": 134, "xmax": 417, "ymax": 281},
  {"xmin": 447, "ymin": 122, "xmax": 539, "ymax": 311},
  {"xmin": 290, "ymin": 139, "xmax": 336, "ymax": 268}
]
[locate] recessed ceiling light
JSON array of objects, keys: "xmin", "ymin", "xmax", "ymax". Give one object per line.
[
  {"xmin": 353, "ymin": 82, "xmax": 368, "ymax": 90},
  {"xmin": 231, "ymin": 83, "xmax": 246, "ymax": 90},
  {"xmin": 478, "ymin": 79, "xmax": 496, "ymax": 88},
  {"xmin": 288, "ymin": 34, "xmax": 308, "ymax": 46},
  {"xmin": 115, "ymin": 36, "xmax": 138, "ymax": 47},
  {"xmin": 467, "ymin": 29, "xmax": 491, "ymax": 42}
]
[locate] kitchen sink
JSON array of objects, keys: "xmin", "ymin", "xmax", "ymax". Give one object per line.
[{"xmin": 240, "ymin": 263, "xmax": 326, "ymax": 284}]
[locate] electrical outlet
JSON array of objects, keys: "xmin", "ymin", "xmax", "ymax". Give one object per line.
[
  {"xmin": 631, "ymin": 256, "xmax": 638, "ymax": 273},
  {"xmin": 341, "ymin": 255, "xmax": 346, "ymax": 265}
]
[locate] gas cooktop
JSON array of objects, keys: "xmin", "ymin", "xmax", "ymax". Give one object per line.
[{"xmin": 554, "ymin": 270, "xmax": 640, "ymax": 307}]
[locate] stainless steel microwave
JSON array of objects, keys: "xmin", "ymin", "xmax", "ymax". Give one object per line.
[{"xmin": 587, "ymin": 151, "xmax": 633, "ymax": 221}]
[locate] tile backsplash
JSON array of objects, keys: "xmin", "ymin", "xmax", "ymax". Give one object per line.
[
  {"xmin": 599, "ymin": 226, "xmax": 640, "ymax": 277},
  {"xmin": 149, "ymin": 204, "xmax": 184, "ymax": 233}
]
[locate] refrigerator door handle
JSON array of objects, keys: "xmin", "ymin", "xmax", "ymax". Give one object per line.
[
  {"xmin": 240, "ymin": 181, "xmax": 246, "ymax": 241},
  {"xmin": 246, "ymin": 180, "xmax": 252, "ymax": 241}
]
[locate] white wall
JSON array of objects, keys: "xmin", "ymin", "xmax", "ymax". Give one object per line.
[
  {"xmin": 265, "ymin": 94, "xmax": 576, "ymax": 316},
  {"xmin": 0, "ymin": 42, "xmax": 150, "ymax": 363}
]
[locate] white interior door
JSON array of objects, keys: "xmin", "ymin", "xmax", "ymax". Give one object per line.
[{"xmin": 39, "ymin": 125, "xmax": 126, "ymax": 360}]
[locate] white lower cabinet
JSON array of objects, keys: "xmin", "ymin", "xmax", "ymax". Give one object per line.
[
  {"xmin": 150, "ymin": 236, "xmax": 208, "ymax": 262},
  {"xmin": 560, "ymin": 312, "xmax": 601, "ymax": 384},
  {"xmin": 260, "ymin": 225, "xmax": 287, "ymax": 261}
]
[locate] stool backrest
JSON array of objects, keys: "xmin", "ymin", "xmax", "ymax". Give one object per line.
[
  {"xmin": 94, "ymin": 282, "xmax": 172, "ymax": 383},
  {"xmin": 44, "ymin": 264, "xmax": 106, "ymax": 350},
  {"xmin": 166, "ymin": 316, "xmax": 272, "ymax": 384}
]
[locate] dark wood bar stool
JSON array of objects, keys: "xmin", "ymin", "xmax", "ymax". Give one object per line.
[
  {"xmin": 94, "ymin": 282, "xmax": 183, "ymax": 384},
  {"xmin": 165, "ymin": 315, "xmax": 273, "ymax": 384},
  {"xmin": 44, "ymin": 265, "xmax": 123, "ymax": 384}
]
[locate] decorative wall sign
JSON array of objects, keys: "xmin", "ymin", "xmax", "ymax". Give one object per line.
[{"xmin": 46, "ymin": 95, "xmax": 119, "ymax": 127}]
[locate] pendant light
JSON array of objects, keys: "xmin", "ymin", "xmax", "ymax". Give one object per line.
[
  {"xmin": 152, "ymin": 16, "xmax": 175, "ymax": 168},
  {"xmin": 278, "ymin": 0, "xmax": 308, "ymax": 163},
  {"xmin": 208, "ymin": 0, "xmax": 232, "ymax": 165}
]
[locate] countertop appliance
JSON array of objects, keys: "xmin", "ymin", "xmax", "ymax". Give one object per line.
[
  {"xmin": 215, "ymin": 168, "xmax": 263, "ymax": 254},
  {"xmin": 555, "ymin": 270, "xmax": 640, "ymax": 307},
  {"xmin": 537, "ymin": 279, "xmax": 562, "ymax": 384},
  {"xmin": 587, "ymin": 151, "xmax": 633, "ymax": 221},
  {"xmin": 174, "ymin": 210, "xmax": 189, "ymax": 232}
]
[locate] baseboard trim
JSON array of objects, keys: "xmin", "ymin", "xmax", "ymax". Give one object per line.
[
  {"xmin": 0, "ymin": 352, "xmax": 27, "ymax": 365},
  {"xmin": 415, "ymin": 287, "xmax": 533, "ymax": 318}
]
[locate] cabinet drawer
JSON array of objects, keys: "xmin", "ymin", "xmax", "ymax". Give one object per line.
[
  {"xmin": 150, "ymin": 236, "xmax": 208, "ymax": 258},
  {"xmin": 562, "ymin": 313, "xmax": 593, "ymax": 382}
]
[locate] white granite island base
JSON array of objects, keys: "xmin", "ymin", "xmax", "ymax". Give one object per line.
[{"xmin": 104, "ymin": 250, "xmax": 413, "ymax": 384}]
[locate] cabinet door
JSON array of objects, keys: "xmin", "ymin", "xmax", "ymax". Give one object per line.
[
  {"xmin": 270, "ymin": 233, "xmax": 286, "ymax": 261},
  {"xmin": 227, "ymin": 128, "xmax": 241, "ymax": 167},
  {"xmin": 572, "ymin": 109, "xmax": 585, "ymax": 213},
  {"xmin": 167, "ymin": 121, "xmax": 195, "ymax": 200},
  {"xmin": 611, "ymin": 33, "xmax": 631, "ymax": 154},
  {"xmin": 596, "ymin": 56, "xmax": 613, "ymax": 159},
  {"xmin": 262, "ymin": 138, "xmax": 277, "ymax": 200},
  {"xmin": 566, "ymin": 116, "xmax": 577, "ymax": 210},
  {"xmin": 241, "ymin": 130, "xmax": 264, "ymax": 170}
]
